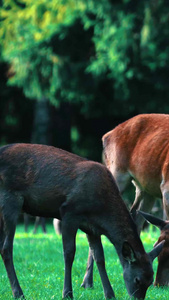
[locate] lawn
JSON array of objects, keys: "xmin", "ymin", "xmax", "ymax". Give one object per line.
[{"xmin": 0, "ymin": 222, "xmax": 167, "ymax": 300}]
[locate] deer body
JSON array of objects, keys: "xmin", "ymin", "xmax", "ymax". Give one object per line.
[
  {"xmin": 102, "ymin": 114, "xmax": 169, "ymax": 229},
  {"xmin": 0, "ymin": 143, "xmax": 162, "ymax": 299},
  {"xmin": 102, "ymin": 113, "xmax": 169, "ymax": 285}
]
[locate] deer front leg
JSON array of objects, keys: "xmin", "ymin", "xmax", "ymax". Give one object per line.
[
  {"xmin": 81, "ymin": 246, "xmax": 94, "ymax": 288},
  {"xmin": 0, "ymin": 191, "xmax": 25, "ymax": 299},
  {"xmin": 130, "ymin": 180, "xmax": 155, "ymax": 235},
  {"xmin": 87, "ymin": 234, "xmax": 115, "ymax": 299},
  {"xmin": 61, "ymin": 214, "xmax": 79, "ymax": 299},
  {"xmin": 1, "ymin": 226, "xmax": 25, "ymax": 299}
]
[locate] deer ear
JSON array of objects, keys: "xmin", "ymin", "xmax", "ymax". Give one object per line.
[
  {"xmin": 122, "ymin": 241, "xmax": 136, "ymax": 263},
  {"xmin": 138, "ymin": 211, "xmax": 167, "ymax": 230},
  {"xmin": 148, "ymin": 240, "xmax": 165, "ymax": 261}
]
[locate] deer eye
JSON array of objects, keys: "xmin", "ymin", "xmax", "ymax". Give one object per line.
[{"xmin": 134, "ymin": 277, "xmax": 141, "ymax": 286}]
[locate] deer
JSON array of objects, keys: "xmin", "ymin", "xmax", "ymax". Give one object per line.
[
  {"xmin": 138, "ymin": 210, "xmax": 169, "ymax": 287},
  {"xmin": 99, "ymin": 113, "xmax": 169, "ymax": 287},
  {"xmin": 53, "ymin": 218, "xmax": 62, "ymax": 235},
  {"xmin": 24, "ymin": 214, "xmax": 47, "ymax": 234},
  {"xmin": 0, "ymin": 143, "xmax": 163, "ymax": 299}
]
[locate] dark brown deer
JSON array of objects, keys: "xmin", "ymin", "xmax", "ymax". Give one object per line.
[
  {"xmin": 0, "ymin": 143, "xmax": 163, "ymax": 299},
  {"xmin": 138, "ymin": 211, "xmax": 169, "ymax": 287},
  {"xmin": 101, "ymin": 113, "xmax": 169, "ymax": 286}
]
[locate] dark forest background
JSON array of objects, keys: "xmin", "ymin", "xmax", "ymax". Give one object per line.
[{"xmin": 1, "ymin": 0, "xmax": 169, "ymax": 164}]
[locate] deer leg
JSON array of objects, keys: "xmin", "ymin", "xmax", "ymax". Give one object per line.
[
  {"xmin": 40, "ymin": 217, "xmax": 46, "ymax": 233},
  {"xmin": 24, "ymin": 214, "xmax": 29, "ymax": 233},
  {"xmin": 161, "ymin": 185, "xmax": 169, "ymax": 219},
  {"xmin": 61, "ymin": 214, "xmax": 79, "ymax": 299},
  {"xmin": 81, "ymin": 246, "xmax": 94, "ymax": 288},
  {"xmin": 33, "ymin": 217, "xmax": 46, "ymax": 234},
  {"xmin": 33, "ymin": 216, "xmax": 40, "ymax": 234},
  {"xmin": 130, "ymin": 180, "xmax": 143, "ymax": 212},
  {"xmin": 111, "ymin": 169, "xmax": 131, "ymax": 194},
  {"xmin": 0, "ymin": 191, "xmax": 24, "ymax": 299},
  {"xmin": 0, "ymin": 216, "xmax": 5, "ymax": 251},
  {"xmin": 87, "ymin": 234, "xmax": 115, "ymax": 299},
  {"xmin": 130, "ymin": 181, "xmax": 155, "ymax": 235},
  {"xmin": 130, "ymin": 180, "xmax": 144, "ymax": 226},
  {"xmin": 53, "ymin": 218, "xmax": 62, "ymax": 235}
]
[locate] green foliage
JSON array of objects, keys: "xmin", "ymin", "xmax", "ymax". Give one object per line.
[
  {"xmin": 7, "ymin": 46, "xmax": 62, "ymax": 104},
  {"xmin": 1, "ymin": 0, "xmax": 169, "ymax": 114},
  {"xmin": 0, "ymin": 0, "xmax": 79, "ymax": 104},
  {"xmin": 1, "ymin": 0, "xmax": 169, "ymax": 159}
]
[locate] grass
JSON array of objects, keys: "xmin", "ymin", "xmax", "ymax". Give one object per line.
[{"xmin": 0, "ymin": 223, "xmax": 167, "ymax": 299}]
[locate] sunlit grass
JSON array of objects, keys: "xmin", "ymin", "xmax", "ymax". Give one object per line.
[{"xmin": 0, "ymin": 223, "xmax": 166, "ymax": 299}]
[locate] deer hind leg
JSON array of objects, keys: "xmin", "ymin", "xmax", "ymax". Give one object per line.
[
  {"xmin": 61, "ymin": 211, "xmax": 80, "ymax": 299},
  {"xmin": 33, "ymin": 216, "xmax": 40, "ymax": 234},
  {"xmin": 86, "ymin": 234, "xmax": 115, "ymax": 299},
  {"xmin": 0, "ymin": 190, "xmax": 24, "ymax": 299},
  {"xmin": 81, "ymin": 246, "xmax": 94, "ymax": 288},
  {"xmin": 40, "ymin": 217, "xmax": 46, "ymax": 233},
  {"xmin": 24, "ymin": 213, "xmax": 29, "ymax": 233},
  {"xmin": 131, "ymin": 180, "xmax": 155, "ymax": 235},
  {"xmin": 33, "ymin": 217, "xmax": 46, "ymax": 234}
]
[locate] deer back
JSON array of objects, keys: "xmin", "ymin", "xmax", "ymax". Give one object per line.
[{"xmin": 102, "ymin": 113, "xmax": 169, "ymax": 197}]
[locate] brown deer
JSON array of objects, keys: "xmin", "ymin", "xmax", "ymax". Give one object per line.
[
  {"xmin": 101, "ymin": 113, "xmax": 169, "ymax": 286},
  {"xmin": 0, "ymin": 143, "xmax": 163, "ymax": 299},
  {"xmin": 138, "ymin": 211, "xmax": 169, "ymax": 287}
]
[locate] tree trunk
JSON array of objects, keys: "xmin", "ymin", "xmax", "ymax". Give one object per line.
[
  {"xmin": 31, "ymin": 97, "xmax": 51, "ymax": 145},
  {"xmin": 24, "ymin": 97, "xmax": 50, "ymax": 233},
  {"xmin": 51, "ymin": 102, "xmax": 71, "ymax": 152}
]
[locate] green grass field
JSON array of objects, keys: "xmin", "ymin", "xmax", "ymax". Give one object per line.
[{"xmin": 0, "ymin": 223, "xmax": 168, "ymax": 299}]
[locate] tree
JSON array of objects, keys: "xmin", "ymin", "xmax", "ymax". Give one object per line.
[{"xmin": 1, "ymin": 0, "xmax": 169, "ymax": 161}]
